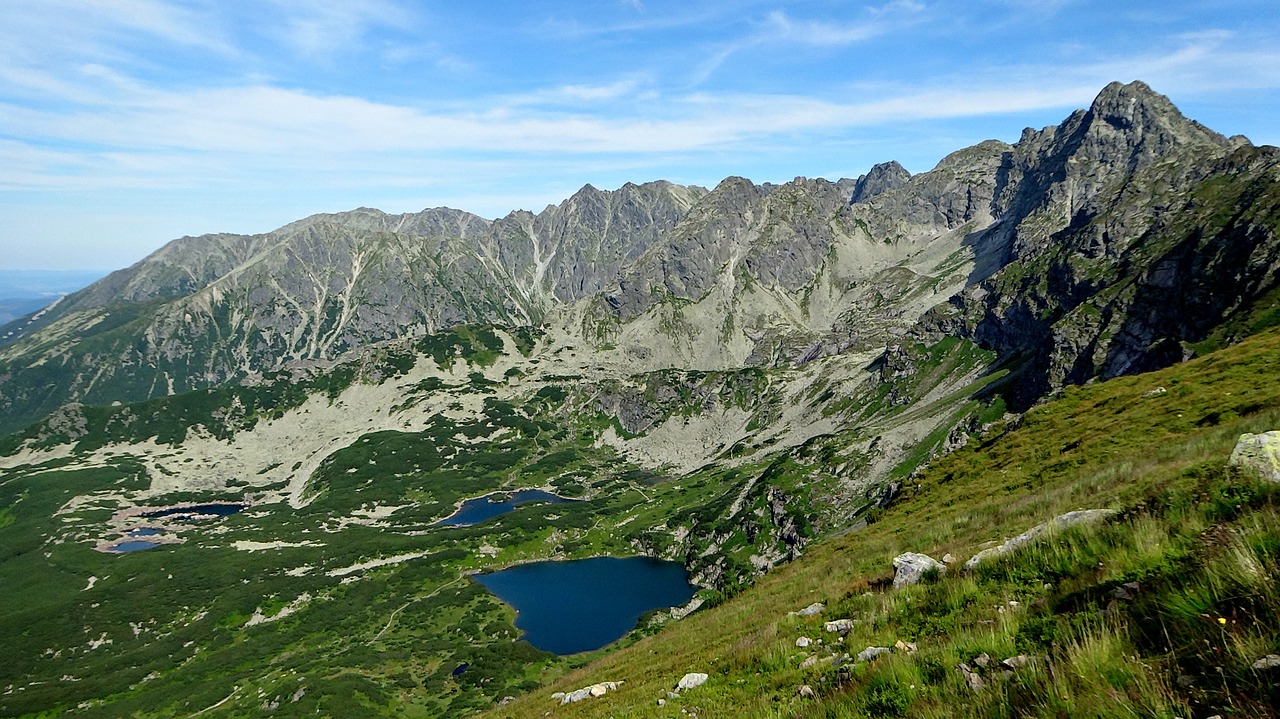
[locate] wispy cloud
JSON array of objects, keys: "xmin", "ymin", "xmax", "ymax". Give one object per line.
[
  {"xmin": 692, "ymin": 2, "xmax": 927, "ymax": 83},
  {"xmin": 5, "ymin": 28, "xmax": 1279, "ymax": 196},
  {"xmin": 266, "ymin": 0, "xmax": 419, "ymax": 61},
  {"xmin": 0, "ymin": 0, "xmax": 237, "ymax": 64}
]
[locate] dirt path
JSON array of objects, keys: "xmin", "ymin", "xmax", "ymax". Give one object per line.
[{"xmin": 368, "ymin": 576, "xmax": 465, "ymax": 645}]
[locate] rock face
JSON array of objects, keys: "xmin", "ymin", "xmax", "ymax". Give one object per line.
[
  {"xmin": 921, "ymin": 81, "xmax": 1280, "ymax": 407},
  {"xmin": 1229, "ymin": 432, "xmax": 1280, "ymax": 482},
  {"xmin": 850, "ymin": 161, "xmax": 912, "ymax": 203},
  {"xmin": 892, "ymin": 552, "xmax": 945, "ymax": 588}
]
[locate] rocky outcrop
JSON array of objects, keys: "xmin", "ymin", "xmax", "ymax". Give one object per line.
[
  {"xmin": 964, "ymin": 509, "xmax": 1118, "ymax": 570},
  {"xmin": 892, "ymin": 552, "xmax": 946, "ymax": 587},
  {"xmin": 1229, "ymin": 431, "xmax": 1280, "ymax": 482},
  {"xmin": 553, "ymin": 680, "xmax": 624, "ymax": 704},
  {"xmin": 920, "ymin": 82, "xmax": 1280, "ymax": 406}
]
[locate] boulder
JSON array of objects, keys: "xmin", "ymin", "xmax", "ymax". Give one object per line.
[
  {"xmin": 1001, "ymin": 655, "xmax": 1034, "ymax": 670},
  {"xmin": 823, "ymin": 619, "xmax": 857, "ymax": 634},
  {"xmin": 856, "ymin": 646, "xmax": 892, "ymax": 662},
  {"xmin": 790, "ymin": 602, "xmax": 825, "ymax": 617},
  {"xmin": 676, "ymin": 673, "xmax": 708, "ymax": 692},
  {"xmin": 1229, "ymin": 432, "xmax": 1280, "ymax": 482},
  {"xmin": 558, "ymin": 681, "xmax": 623, "ymax": 704},
  {"xmin": 796, "ymin": 636, "xmax": 812, "ymax": 648},
  {"xmin": 958, "ymin": 663, "xmax": 986, "ymax": 692},
  {"xmin": 1252, "ymin": 654, "xmax": 1280, "ymax": 670},
  {"xmin": 892, "ymin": 552, "xmax": 945, "ymax": 588},
  {"xmin": 798, "ymin": 684, "xmax": 816, "ymax": 698},
  {"xmin": 964, "ymin": 510, "xmax": 1118, "ymax": 570}
]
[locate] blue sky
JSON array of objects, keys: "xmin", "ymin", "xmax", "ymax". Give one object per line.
[{"xmin": 3, "ymin": 1, "xmax": 1279, "ymax": 270}]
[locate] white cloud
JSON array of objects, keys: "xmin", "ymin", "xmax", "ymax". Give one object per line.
[
  {"xmin": 762, "ymin": 11, "xmax": 885, "ymax": 47},
  {"xmin": 4, "ymin": 27, "xmax": 1280, "ymax": 196},
  {"xmin": 262, "ymin": 0, "xmax": 421, "ymax": 61}
]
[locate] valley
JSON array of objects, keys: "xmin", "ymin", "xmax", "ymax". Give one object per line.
[{"xmin": 1, "ymin": 81, "xmax": 1279, "ymax": 717}]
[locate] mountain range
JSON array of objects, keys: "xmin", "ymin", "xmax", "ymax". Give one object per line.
[{"xmin": 1, "ymin": 81, "xmax": 1278, "ymax": 718}]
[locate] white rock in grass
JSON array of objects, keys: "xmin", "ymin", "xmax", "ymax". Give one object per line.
[
  {"xmin": 963, "ymin": 509, "xmax": 1118, "ymax": 570},
  {"xmin": 823, "ymin": 619, "xmax": 857, "ymax": 634},
  {"xmin": 676, "ymin": 673, "xmax": 708, "ymax": 692},
  {"xmin": 857, "ymin": 646, "xmax": 891, "ymax": 662},
  {"xmin": 790, "ymin": 602, "xmax": 825, "ymax": 617},
  {"xmin": 558, "ymin": 681, "xmax": 623, "ymax": 704},
  {"xmin": 892, "ymin": 552, "xmax": 945, "ymax": 588}
]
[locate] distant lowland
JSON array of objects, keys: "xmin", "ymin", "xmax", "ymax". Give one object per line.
[{"xmin": 0, "ymin": 269, "xmax": 106, "ymax": 325}]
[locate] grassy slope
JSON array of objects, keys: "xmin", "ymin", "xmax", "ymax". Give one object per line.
[{"xmin": 481, "ymin": 325, "xmax": 1280, "ymax": 718}]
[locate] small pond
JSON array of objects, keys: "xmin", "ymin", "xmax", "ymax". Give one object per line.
[
  {"xmin": 128, "ymin": 527, "xmax": 164, "ymax": 536},
  {"xmin": 474, "ymin": 556, "xmax": 697, "ymax": 655},
  {"xmin": 434, "ymin": 490, "xmax": 575, "ymax": 527},
  {"xmin": 139, "ymin": 503, "xmax": 247, "ymax": 520},
  {"xmin": 108, "ymin": 540, "xmax": 161, "ymax": 553}
]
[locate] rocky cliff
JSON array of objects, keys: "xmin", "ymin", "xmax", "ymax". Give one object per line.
[{"xmin": 917, "ymin": 81, "xmax": 1280, "ymax": 405}]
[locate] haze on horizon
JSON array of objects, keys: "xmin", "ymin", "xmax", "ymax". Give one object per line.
[{"xmin": 2, "ymin": 0, "xmax": 1279, "ymax": 271}]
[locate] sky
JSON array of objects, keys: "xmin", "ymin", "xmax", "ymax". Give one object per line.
[{"xmin": 2, "ymin": 1, "xmax": 1280, "ymax": 271}]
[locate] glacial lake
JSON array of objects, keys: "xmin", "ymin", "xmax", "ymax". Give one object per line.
[
  {"xmin": 434, "ymin": 489, "xmax": 576, "ymax": 527},
  {"xmin": 109, "ymin": 540, "xmax": 161, "ymax": 553},
  {"xmin": 139, "ymin": 503, "xmax": 247, "ymax": 519},
  {"xmin": 474, "ymin": 556, "xmax": 697, "ymax": 655}
]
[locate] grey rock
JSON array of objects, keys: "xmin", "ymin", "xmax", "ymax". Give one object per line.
[
  {"xmin": 856, "ymin": 646, "xmax": 892, "ymax": 662},
  {"xmin": 558, "ymin": 681, "xmax": 623, "ymax": 704},
  {"xmin": 796, "ymin": 636, "xmax": 812, "ymax": 648},
  {"xmin": 791, "ymin": 602, "xmax": 825, "ymax": 617},
  {"xmin": 958, "ymin": 663, "xmax": 986, "ymax": 692},
  {"xmin": 892, "ymin": 552, "xmax": 945, "ymax": 588},
  {"xmin": 964, "ymin": 510, "xmax": 1118, "ymax": 570},
  {"xmin": 798, "ymin": 684, "xmax": 815, "ymax": 698},
  {"xmin": 1001, "ymin": 655, "xmax": 1034, "ymax": 670},
  {"xmin": 850, "ymin": 161, "xmax": 912, "ymax": 204},
  {"xmin": 1229, "ymin": 432, "xmax": 1280, "ymax": 482},
  {"xmin": 823, "ymin": 619, "xmax": 857, "ymax": 635},
  {"xmin": 1252, "ymin": 654, "xmax": 1280, "ymax": 670}
]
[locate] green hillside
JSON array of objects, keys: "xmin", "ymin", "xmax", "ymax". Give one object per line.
[{"xmin": 479, "ymin": 325, "xmax": 1280, "ymax": 718}]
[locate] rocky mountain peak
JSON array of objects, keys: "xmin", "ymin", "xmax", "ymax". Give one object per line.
[
  {"xmin": 850, "ymin": 161, "xmax": 912, "ymax": 203},
  {"xmin": 1086, "ymin": 80, "xmax": 1230, "ymax": 158}
]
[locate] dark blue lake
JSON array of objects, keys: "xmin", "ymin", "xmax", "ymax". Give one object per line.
[
  {"xmin": 474, "ymin": 556, "xmax": 697, "ymax": 655},
  {"xmin": 435, "ymin": 490, "xmax": 575, "ymax": 527},
  {"xmin": 140, "ymin": 503, "xmax": 246, "ymax": 519}
]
